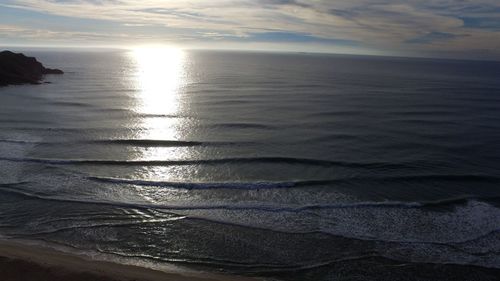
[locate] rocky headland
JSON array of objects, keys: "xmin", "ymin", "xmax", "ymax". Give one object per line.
[{"xmin": 0, "ymin": 50, "xmax": 63, "ymax": 86}]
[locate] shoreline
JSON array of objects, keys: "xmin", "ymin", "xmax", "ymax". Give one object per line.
[{"xmin": 0, "ymin": 239, "xmax": 259, "ymax": 281}]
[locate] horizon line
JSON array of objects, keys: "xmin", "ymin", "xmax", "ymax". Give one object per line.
[{"xmin": 1, "ymin": 44, "xmax": 499, "ymax": 63}]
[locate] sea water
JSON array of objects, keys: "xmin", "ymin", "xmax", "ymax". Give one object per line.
[{"xmin": 1, "ymin": 49, "xmax": 500, "ymax": 280}]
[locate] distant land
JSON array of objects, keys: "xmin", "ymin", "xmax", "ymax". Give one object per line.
[{"xmin": 0, "ymin": 50, "xmax": 63, "ymax": 86}]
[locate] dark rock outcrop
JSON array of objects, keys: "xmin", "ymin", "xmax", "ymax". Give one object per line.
[{"xmin": 0, "ymin": 50, "xmax": 63, "ymax": 86}]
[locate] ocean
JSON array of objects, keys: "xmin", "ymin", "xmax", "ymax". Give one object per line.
[{"xmin": 1, "ymin": 49, "xmax": 500, "ymax": 280}]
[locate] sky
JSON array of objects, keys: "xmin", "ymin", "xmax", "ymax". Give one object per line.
[{"xmin": 1, "ymin": 0, "xmax": 500, "ymax": 60}]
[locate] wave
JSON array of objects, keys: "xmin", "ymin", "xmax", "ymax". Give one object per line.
[
  {"xmin": 0, "ymin": 139, "xmax": 41, "ymax": 144},
  {"xmin": 91, "ymin": 247, "xmax": 349, "ymax": 270},
  {"xmin": 307, "ymin": 134, "xmax": 359, "ymax": 142},
  {"xmin": 380, "ymin": 174, "xmax": 500, "ymax": 183},
  {"xmin": 91, "ymin": 245, "xmax": 500, "ymax": 273},
  {"xmin": 388, "ymin": 110, "xmax": 454, "ymax": 116},
  {"xmin": 89, "ymin": 139, "xmax": 254, "ymax": 147},
  {"xmin": 2, "ymin": 185, "xmax": 500, "ymax": 253},
  {"xmin": 0, "ymin": 181, "xmax": 29, "ymax": 188},
  {"xmin": 90, "ymin": 107, "xmax": 130, "ymax": 113},
  {"xmin": 90, "ymin": 175, "xmax": 500, "ymax": 190},
  {"xmin": 133, "ymin": 110, "xmax": 195, "ymax": 119},
  {"xmin": 88, "ymin": 176, "xmax": 302, "ymax": 189},
  {"xmin": 0, "ymin": 156, "xmax": 415, "ymax": 169},
  {"xmin": 0, "ymin": 127, "xmax": 123, "ymax": 133},
  {"xmin": 93, "ymin": 247, "xmax": 385, "ymax": 271},
  {"xmin": 0, "ymin": 138, "xmax": 253, "ymax": 148},
  {"xmin": 305, "ymin": 110, "xmax": 365, "ymax": 118},
  {"xmin": 0, "ymin": 119, "xmax": 53, "ymax": 125},
  {"xmin": 50, "ymin": 101, "xmax": 92, "ymax": 107},
  {"xmin": 207, "ymin": 123, "xmax": 275, "ymax": 130},
  {"xmin": 1, "ymin": 183, "xmax": 498, "ymax": 214}
]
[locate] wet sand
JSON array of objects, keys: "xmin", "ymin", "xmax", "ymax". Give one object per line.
[{"xmin": 0, "ymin": 240, "xmax": 258, "ymax": 281}]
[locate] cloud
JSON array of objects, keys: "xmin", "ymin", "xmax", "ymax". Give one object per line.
[
  {"xmin": 461, "ymin": 17, "xmax": 500, "ymax": 30},
  {"xmin": 406, "ymin": 31, "xmax": 466, "ymax": 44},
  {"xmin": 0, "ymin": 23, "xmax": 191, "ymax": 44},
  {"xmin": 0, "ymin": 24, "xmax": 121, "ymax": 41},
  {"xmin": 0, "ymin": 0, "xmax": 499, "ymax": 58}
]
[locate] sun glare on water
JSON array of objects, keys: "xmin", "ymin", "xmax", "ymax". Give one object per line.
[
  {"xmin": 128, "ymin": 46, "xmax": 193, "ymax": 194},
  {"xmin": 131, "ymin": 46, "xmax": 186, "ymax": 116},
  {"xmin": 130, "ymin": 46, "xmax": 187, "ymax": 141}
]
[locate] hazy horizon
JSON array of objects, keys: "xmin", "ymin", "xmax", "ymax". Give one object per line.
[{"xmin": 3, "ymin": 45, "xmax": 500, "ymax": 63}]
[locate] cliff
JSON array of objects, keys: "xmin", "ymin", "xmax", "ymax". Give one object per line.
[{"xmin": 0, "ymin": 51, "xmax": 63, "ymax": 86}]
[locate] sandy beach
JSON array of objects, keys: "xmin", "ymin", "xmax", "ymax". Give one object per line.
[{"xmin": 0, "ymin": 240, "xmax": 259, "ymax": 281}]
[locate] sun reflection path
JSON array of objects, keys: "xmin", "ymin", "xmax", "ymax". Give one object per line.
[
  {"xmin": 131, "ymin": 46, "xmax": 187, "ymax": 141},
  {"xmin": 129, "ymin": 46, "xmax": 195, "ymax": 167},
  {"xmin": 128, "ymin": 47, "xmax": 197, "ymax": 195},
  {"xmin": 132, "ymin": 47, "xmax": 186, "ymax": 116}
]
